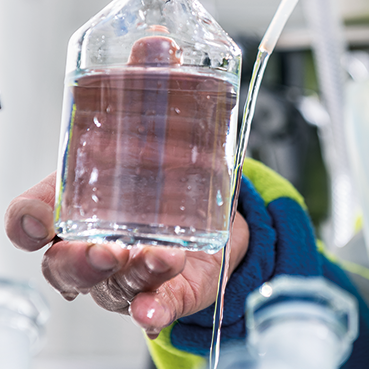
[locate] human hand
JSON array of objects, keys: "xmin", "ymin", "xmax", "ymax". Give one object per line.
[{"xmin": 4, "ymin": 172, "xmax": 249, "ymax": 338}]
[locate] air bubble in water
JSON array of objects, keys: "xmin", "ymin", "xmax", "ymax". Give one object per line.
[
  {"xmin": 93, "ymin": 116, "xmax": 102, "ymax": 127},
  {"xmin": 89, "ymin": 168, "xmax": 99, "ymax": 185}
]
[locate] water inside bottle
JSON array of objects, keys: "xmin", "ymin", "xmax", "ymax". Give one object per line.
[{"xmin": 55, "ymin": 66, "xmax": 239, "ymax": 253}]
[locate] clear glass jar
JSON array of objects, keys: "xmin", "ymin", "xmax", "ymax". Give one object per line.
[
  {"xmin": 0, "ymin": 279, "xmax": 49, "ymax": 369},
  {"xmin": 245, "ymin": 276, "xmax": 359, "ymax": 369},
  {"xmin": 54, "ymin": 0, "xmax": 242, "ymax": 253},
  {"xmin": 217, "ymin": 276, "xmax": 358, "ymax": 369}
]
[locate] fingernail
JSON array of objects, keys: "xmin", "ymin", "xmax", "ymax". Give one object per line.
[
  {"xmin": 145, "ymin": 252, "xmax": 171, "ymax": 273},
  {"xmin": 22, "ymin": 214, "xmax": 48, "ymax": 240},
  {"xmin": 86, "ymin": 245, "xmax": 118, "ymax": 272}
]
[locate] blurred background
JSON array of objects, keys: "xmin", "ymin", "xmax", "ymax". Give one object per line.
[{"xmin": 1, "ymin": 0, "xmax": 369, "ymax": 368}]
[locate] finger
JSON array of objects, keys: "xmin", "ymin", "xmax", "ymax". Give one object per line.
[
  {"xmin": 129, "ymin": 253, "xmax": 214, "ymax": 334},
  {"xmin": 90, "ymin": 247, "xmax": 186, "ymax": 312},
  {"xmin": 130, "ymin": 292, "xmax": 175, "ymax": 339},
  {"xmin": 42, "ymin": 240, "xmax": 129, "ymax": 300},
  {"xmin": 129, "ymin": 276, "xmax": 187, "ymax": 338},
  {"xmin": 119, "ymin": 247, "xmax": 187, "ymax": 296},
  {"xmin": 4, "ymin": 173, "xmax": 56, "ymax": 251},
  {"xmin": 130, "ymin": 212, "xmax": 250, "ymax": 334}
]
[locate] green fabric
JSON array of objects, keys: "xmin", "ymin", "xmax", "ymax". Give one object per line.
[
  {"xmin": 146, "ymin": 157, "xmax": 307, "ymax": 369},
  {"xmin": 242, "ymin": 157, "xmax": 307, "ymax": 209},
  {"xmin": 145, "ymin": 323, "xmax": 206, "ymax": 369}
]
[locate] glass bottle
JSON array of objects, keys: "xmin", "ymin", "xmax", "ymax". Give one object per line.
[
  {"xmin": 0, "ymin": 279, "xmax": 49, "ymax": 369},
  {"xmin": 217, "ymin": 276, "xmax": 358, "ymax": 369},
  {"xmin": 54, "ymin": 0, "xmax": 242, "ymax": 253},
  {"xmin": 245, "ymin": 275, "xmax": 358, "ymax": 369}
]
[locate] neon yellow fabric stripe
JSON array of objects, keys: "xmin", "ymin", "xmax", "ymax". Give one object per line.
[
  {"xmin": 145, "ymin": 324, "xmax": 206, "ymax": 369},
  {"xmin": 242, "ymin": 157, "xmax": 307, "ymax": 209}
]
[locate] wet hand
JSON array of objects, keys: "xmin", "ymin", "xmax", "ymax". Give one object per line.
[{"xmin": 4, "ymin": 173, "xmax": 249, "ymax": 338}]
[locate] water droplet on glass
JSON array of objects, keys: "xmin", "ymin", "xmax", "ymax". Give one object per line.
[
  {"xmin": 175, "ymin": 226, "xmax": 181, "ymax": 235},
  {"xmin": 206, "ymin": 95, "xmax": 210, "ymax": 100},
  {"xmin": 180, "ymin": 206, "xmax": 185, "ymax": 211},
  {"xmin": 92, "ymin": 195, "xmax": 99, "ymax": 203},
  {"xmin": 93, "ymin": 116, "xmax": 102, "ymax": 128},
  {"xmin": 216, "ymin": 190, "xmax": 224, "ymax": 206},
  {"xmin": 137, "ymin": 125, "xmax": 145, "ymax": 133},
  {"xmin": 187, "ymin": 186, "xmax": 192, "ymax": 192},
  {"xmin": 92, "ymin": 187, "xmax": 97, "ymax": 192},
  {"xmin": 83, "ymin": 141, "xmax": 87, "ymax": 147},
  {"xmin": 106, "ymin": 105, "xmax": 111, "ymax": 113},
  {"xmin": 89, "ymin": 168, "xmax": 99, "ymax": 185},
  {"xmin": 190, "ymin": 226, "xmax": 196, "ymax": 233},
  {"xmin": 174, "ymin": 108, "xmax": 181, "ymax": 114}
]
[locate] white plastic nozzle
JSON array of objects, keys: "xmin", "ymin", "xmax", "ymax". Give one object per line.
[{"xmin": 259, "ymin": 0, "xmax": 299, "ymax": 54}]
